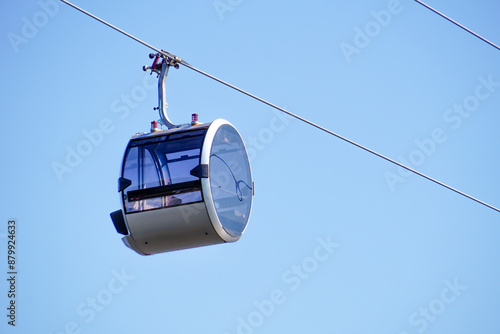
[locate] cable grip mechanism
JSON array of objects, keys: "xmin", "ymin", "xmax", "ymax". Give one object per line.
[{"xmin": 143, "ymin": 52, "xmax": 180, "ymax": 129}]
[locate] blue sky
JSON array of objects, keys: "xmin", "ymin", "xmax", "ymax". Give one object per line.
[{"xmin": 1, "ymin": 0, "xmax": 500, "ymax": 333}]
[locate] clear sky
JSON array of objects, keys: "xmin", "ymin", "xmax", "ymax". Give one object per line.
[{"xmin": 1, "ymin": 0, "xmax": 500, "ymax": 333}]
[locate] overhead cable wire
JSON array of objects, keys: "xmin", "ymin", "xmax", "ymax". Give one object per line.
[
  {"xmin": 60, "ymin": 0, "xmax": 500, "ymax": 214},
  {"xmin": 414, "ymin": 0, "xmax": 500, "ymax": 52},
  {"xmin": 59, "ymin": 0, "xmax": 179, "ymax": 61}
]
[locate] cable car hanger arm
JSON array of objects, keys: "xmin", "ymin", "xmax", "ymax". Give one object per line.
[
  {"xmin": 154, "ymin": 58, "xmax": 176, "ymax": 129},
  {"xmin": 60, "ymin": 0, "xmax": 182, "ymax": 129},
  {"xmin": 60, "ymin": 0, "xmax": 500, "ymax": 214}
]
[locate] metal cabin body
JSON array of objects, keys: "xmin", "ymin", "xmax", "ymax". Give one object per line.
[{"xmin": 110, "ymin": 119, "xmax": 253, "ymax": 255}]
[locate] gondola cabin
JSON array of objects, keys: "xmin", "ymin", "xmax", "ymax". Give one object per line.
[{"xmin": 110, "ymin": 118, "xmax": 253, "ymax": 255}]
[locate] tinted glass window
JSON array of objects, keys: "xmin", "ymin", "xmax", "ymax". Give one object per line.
[
  {"xmin": 122, "ymin": 130, "xmax": 206, "ymax": 213},
  {"xmin": 209, "ymin": 125, "xmax": 252, "ymax": 237}
]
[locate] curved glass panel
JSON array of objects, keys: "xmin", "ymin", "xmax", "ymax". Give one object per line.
[
  {"xmin": 209, "ymin": 125, "xmax": 252, "ymax": 237},
  {"xmin": 123, "ymin": 147, "xmax": 163, "ymax": 212},
  {"xmin": 122, "ymin": 130, "xmax": 206, "ymax": 213}
]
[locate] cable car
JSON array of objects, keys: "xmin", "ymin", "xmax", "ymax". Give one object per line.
[{"xmin": 110, "ymin": 54, "xmax": 253, "ymax": 255}]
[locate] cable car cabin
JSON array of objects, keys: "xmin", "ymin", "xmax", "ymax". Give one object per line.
[{"xmin": 110, "ymin": 119, "xmax": 253, "ymax": 255}]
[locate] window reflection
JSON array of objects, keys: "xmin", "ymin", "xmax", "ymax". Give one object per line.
[
  {"xmin": 122, "ymin": 130, "xmax": 206, "ymax": 213},
  {"xmin": 209, "ymin": 125, "xmax": 252, "ymax": 237}
]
